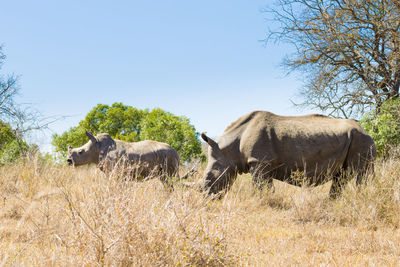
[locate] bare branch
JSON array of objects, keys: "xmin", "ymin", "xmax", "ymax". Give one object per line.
[
  {"xmin": 0, "ymin": 46, "xmax": 65, "ymax": 158},
  {"xmin": 265, "ymin": 0, "xmax": 400, "ymax": 118}
]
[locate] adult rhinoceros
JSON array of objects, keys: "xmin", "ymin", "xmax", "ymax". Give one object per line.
[
  {"xmin": 67, "ymin": 131, "xmax": 180, "ymax": 185},
  {"xmin": 200, "ymin": 111, "xmax": 376, "ymax": 198}
]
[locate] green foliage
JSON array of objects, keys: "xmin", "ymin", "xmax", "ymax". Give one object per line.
[
  {"xmin": 0, "ymin": 121, "xmax": 14, "ymax": 146},
  {"xmin": 80, "ymin": 103, "xmax": 147, "ymax": 142},
  {"xmin": 0, "ymin": 140, "xmax": 29, "ymax": 164},
  {"xmin": 139, "ymin": 108, "xmax": 202, "ymax": 162},
  {"xmin": 360, "ymin": 99, "xmax": 400, "ymax": 157},
  {"xmin": 52, "ymin": 103, "xmax": 202, "ymax": 162},
  {"xmin": 0, "ymin": 121, "xmax": 29, "ymax": 164},
  {"xmin": 52, "ymin": 126, "xmax": 88, "ymax": 157}
]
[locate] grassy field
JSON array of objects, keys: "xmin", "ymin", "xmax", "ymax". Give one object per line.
[{"xmin": 0, "ymin": 155, "xmax": 399, "ymax": 266}]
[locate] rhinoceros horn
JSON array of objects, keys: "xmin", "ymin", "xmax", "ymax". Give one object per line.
[
  {"xmin": 86, "ymin": 131, "xmax": 98, "ymax": 143},
  {"xmin": 201, "ymin": 132, "xmax": 219, "ymax": 150}
]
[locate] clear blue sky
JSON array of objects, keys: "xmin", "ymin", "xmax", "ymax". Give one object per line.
[{"xmin": 0, "ymin": 0, "xmax": 314, "ymax": 152}]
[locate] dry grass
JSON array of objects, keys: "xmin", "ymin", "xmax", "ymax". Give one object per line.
[{"xmin": 0, "ymin": 155, "xmax": 400, "ymax": 266}]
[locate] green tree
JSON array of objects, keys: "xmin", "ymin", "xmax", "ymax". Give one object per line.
[
  {"xmin": 361, "ymin": 99, "xmax": 400, "ymax": 157},
  {"xmin": 80, "ymin": 103, "xmax": 147, "ymax": 141},
  {"xmin": 266, "ymin": 0, "xmax": 400, "ymax": 118},
  {"xmin": 139, "ymin": 108, "xmax": 202, "ymax": 162},
  {"xmin": 52, "ymin": 103, "xmax": 202, "ymax": 161},
  {"xmin": 52, "ymin": 103, "xmax": 147, "ymax": 156},
  {"xmin": 0, "ymin": 120, "xmax": 29, "ymax": 164},
  {"xmin": 0, "ymin": 121, "xmax": 14, "ymax": 147},
  {"xmin": 51, "ymin": 126, "xmax": 88, "ymax": 157}
]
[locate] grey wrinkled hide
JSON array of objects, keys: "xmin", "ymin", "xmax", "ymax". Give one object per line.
[
  {"xmin": 201, "ymin": 111, "xmax": 376, "ymax": 199},
  {"xmin": 68, "ymin": 132, "xmax": 179, "ymax": 183}
]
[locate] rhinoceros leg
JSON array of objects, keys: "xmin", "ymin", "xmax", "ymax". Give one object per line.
[
  {"xmin": 160, "ymin": 173, "xmax": 175, "ymax": 191},
  {"xmin": 329, "ymin": 173, "xmax": 348, "ymax": 199},
  {"xmin": 249, "ymin": 163, "xmax": 275, "ymax": 192}
]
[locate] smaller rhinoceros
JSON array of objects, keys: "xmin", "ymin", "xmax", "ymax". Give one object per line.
[{"xmin": 67, "ymin": 131, "xmax": 180, "ymax": 185}]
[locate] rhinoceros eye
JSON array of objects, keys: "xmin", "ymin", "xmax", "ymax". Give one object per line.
[{"xmin": 78, "ymin": 149, "xmax": 84, "ymax": 154}]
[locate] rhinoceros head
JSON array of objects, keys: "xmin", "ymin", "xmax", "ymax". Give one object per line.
[
  {"xmin": 201, "ymin": 133, "xmax": 236, "ymax": 195},
  {"xmin": 67, "ymin": 131, "xmax": 114, "ymax": 166}
]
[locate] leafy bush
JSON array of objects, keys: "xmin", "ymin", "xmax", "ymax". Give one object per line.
[
  {"xmin": 139, "ymin": 108, "xmax": 202, "ymax": 162},
  {"xmin": 0, "ymin": 121, "xmax": 29, "ymax": 164},
  {"xmin": 52, "ymin": 103, "xmax": 202, "ymax": 162},
  {"xmin": 360, "ymin": 98, "xmax": 400, "ymax": 157}
]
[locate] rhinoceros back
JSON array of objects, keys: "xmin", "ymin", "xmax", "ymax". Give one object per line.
[
  {"xmin": 217, "ymin": 111, "xmax": 375, "ymax": 184},
  {"xmin": 102, "ymin": 139, "xmax": 179, "ymax": 178}
]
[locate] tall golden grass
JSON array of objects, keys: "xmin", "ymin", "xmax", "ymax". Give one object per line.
[{"xmin": 0, "ymin": 154, "xmax": 399, "ymax": 266}]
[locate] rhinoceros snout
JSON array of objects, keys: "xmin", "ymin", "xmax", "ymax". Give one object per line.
[{"xmin": 67, "ymin": 158, "xmax": 73, "ymax": 165}]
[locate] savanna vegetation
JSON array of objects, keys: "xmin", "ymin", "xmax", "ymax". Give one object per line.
[
  {"xmin": 0, "ymin": 155, "xmax": 399, "ymax": 265},
  {"xmin": 2, "ymin": 0, "xmax": 400, "ymax": 265}
]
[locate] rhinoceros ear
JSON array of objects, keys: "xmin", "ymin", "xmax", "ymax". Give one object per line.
[
  {"xmin": 86, "ymin": 131, "xmax": 98, "ymax": 143},
  {"xmin": 201, "ymin": 132, "xmax": 219, "ymax": 150}
]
